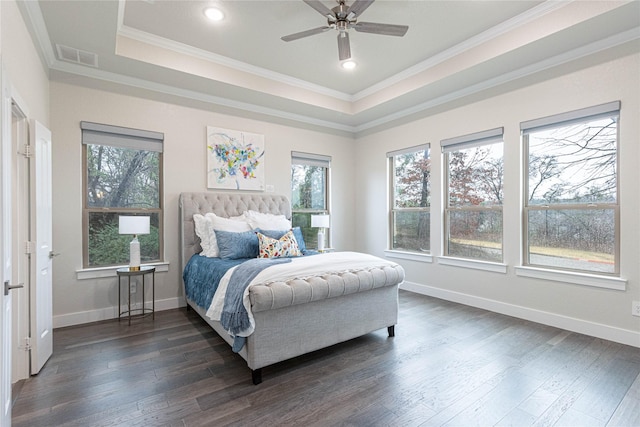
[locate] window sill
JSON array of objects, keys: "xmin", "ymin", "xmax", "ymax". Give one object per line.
[
  {"xmin": 384, "ymin": 250, "xmax": 433, "ymax": 263},
  {"xmin": 437, "ymin": 256, "xmax": 507, "ymax": 273},
  {"xmin": 76, "ymin": 262, "xmax": 170, "ymax": 280},
  {"xmin": 514, "ymin": 266, "xmax": 626, "ymax": 290}
]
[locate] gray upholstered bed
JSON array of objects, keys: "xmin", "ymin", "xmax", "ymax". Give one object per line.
[{"xmin": 179, "ymin": 192, "xmax": 404, "ymax": 384}]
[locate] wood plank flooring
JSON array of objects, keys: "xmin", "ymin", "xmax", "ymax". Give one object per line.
[{"xmin": 11, "ymin": 291, "xmax": 640, "ymax": 426}]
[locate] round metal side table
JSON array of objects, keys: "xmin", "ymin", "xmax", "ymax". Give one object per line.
[{"xmin": 116, "ymin": 265, "xmax": 155, "ymax": 325}]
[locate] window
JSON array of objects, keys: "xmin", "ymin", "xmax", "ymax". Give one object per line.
[
  {"xmin": 388, "ymin": 144, "xmax": 430, "ymax": 253},
  {"xmin": 523, "ymin": 101, "xmax": 619, "ymax": 275},
  {"xmin": 442, "ymin": 128, "xmax": 504, "ymax": 262},
  {"xmin": 82, "ymin": 122, "xmax": 163, "ymax": 268},
  {"xmin": 291, "ymin": 151, "xmax": 330, "ymax": 249}
]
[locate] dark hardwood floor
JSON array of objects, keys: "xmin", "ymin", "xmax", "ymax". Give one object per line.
[{"xmin": 11, "ymin": 291, "xmax": 640, "ymax": 426}]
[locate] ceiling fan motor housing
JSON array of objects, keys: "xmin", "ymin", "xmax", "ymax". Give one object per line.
[{"xmin": 329, "ymin": 1, "xmax": 356, "ymax": 30}]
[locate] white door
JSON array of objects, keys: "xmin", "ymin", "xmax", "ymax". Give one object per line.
[
  {"xmin": 30, "ymin": 120, "xmax": 53, "ymax": 374},
  {"xmin": 1, "ymin": 61, "xmax": 15, "ymax": 426}
]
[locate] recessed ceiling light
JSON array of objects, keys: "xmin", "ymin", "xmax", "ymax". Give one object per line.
[
  {"xmin": 341, "ymin": 60, "xmax": 357, "ymax": 70},
  {"xmin": 204, "ymin": 7, "xmax": 224, "ymax": 22}
]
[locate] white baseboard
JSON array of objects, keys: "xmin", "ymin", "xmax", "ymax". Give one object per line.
[
  {"xmin": 53, "ymin": 297, "xmax": 186, "ymax": 328},
  {"xmin": 400, "ymin": 281, "xmax": 640, "ymax": 348},
  {"xmin": 55, "ymin": 285, "xmax": 639, "ymax": 349}
]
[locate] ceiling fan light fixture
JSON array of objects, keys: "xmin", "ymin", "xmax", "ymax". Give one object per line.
[
  {"xmin": 281, "ymin": 0, "xmax": 408, "ymax": 63},
  {"xmin": 204, "ymin": 7, "xmax": 225, "ymax": 22},
  {"xmin": 341, "ymin": 60, "xmax": 357, "ymax": 70}
]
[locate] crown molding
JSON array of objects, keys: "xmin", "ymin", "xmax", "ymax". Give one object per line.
[
  {"xmin": 352, "ymin": 0, "xmax": 568, "ymax": 101},
  {"xmin": 19, "ymin": 0, "xmax": 640, "ymax": 137},
  {"xmin": 40, "ymin": 25, "xmax": 640, "ymax": 137},
  {"xmin": 116, "ymin": 25, "xmax": 354, "ymax": 103},
  {"xmin": 18, "ymin": 0, "xmax": 56, "ymax": 67},
  {"xmin": 355, "ymin": 27, "xmax": 640, "ymax": 133},
  {"xmin": 114, "ymin": 1, "xmax": 568, "ymax": 106},
  {"xmin": 49, "ymin": 61, "xmax": 357, "ymax": 134}
]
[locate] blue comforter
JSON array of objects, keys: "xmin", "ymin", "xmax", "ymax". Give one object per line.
[
  {"xmin": 183, "ymin": 255, "xmax": 246, "ymax": 309},
  {"xmin": 183, "ymin": 251, "xmax": 319, "ymax": 310}
]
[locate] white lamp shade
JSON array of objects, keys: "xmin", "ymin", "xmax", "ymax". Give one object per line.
[
  {"xmin": 118, "ymin": 216, "xmax": 150, "ymax": 235},
  {"xmin": 311, "ymin": 215, "xmax": 330, "ymax": 228}
]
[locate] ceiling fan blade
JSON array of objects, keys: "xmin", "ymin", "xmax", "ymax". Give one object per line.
[
  {"xmin": 353, "ymin": 22, "xmax": 409, "ymax": 37},
  {"xmin": 303, "ymin": 0, "xmax": 334, "ymax": 18},
  {"xmin": 281, "ymin": 26, "xmax": 331, "ymax": 42},
  {"xmin": 346, "ymin": 0, "xmax": 375, "ymax": 17},
  {"xmin": 337, "ymin": 32, "xmax": 351, "ymax": 61}
]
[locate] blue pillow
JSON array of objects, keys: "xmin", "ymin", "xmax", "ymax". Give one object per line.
[
  {"xmin": 258, "ymin": 227, "xmax": 306, "ymax": 252},
  {"xmin": 214, "ymin": 230, "xmax": 259, "ymax": 259},
  {"xmin": 292, "ymin": 227, "xmax": 307, "ymax": 252}
]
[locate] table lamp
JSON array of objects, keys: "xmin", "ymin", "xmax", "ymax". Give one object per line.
[
  {"xmin": 311, "ymin": 214, "xmax": 330, "ymax": 251},
  {"xmin": 118, "ymin": 216, "xmax": 150, "ymax": 271}
]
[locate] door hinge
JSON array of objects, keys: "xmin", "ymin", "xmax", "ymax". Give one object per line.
[
  {"xmin": 25, "ymin": 241, "xmax": 33, "ymax": 254},
  {"xmin": 23, "ymin": 144, "xmax": 33, "ymax": 158}
]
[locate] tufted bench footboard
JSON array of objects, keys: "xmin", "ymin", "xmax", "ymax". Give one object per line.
[{"xmin": 249, "ymin": 264, "xmax": 405, "ymax": 313}]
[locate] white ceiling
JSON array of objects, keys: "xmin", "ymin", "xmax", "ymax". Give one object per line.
[{"xmin": 19, "ymin": 0, "xmax": 640, "ymax": 135}]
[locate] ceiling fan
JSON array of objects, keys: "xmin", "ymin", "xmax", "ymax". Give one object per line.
[{"xmin": 281, "ymin": 0, "xmax": 409, "ymax": 61}]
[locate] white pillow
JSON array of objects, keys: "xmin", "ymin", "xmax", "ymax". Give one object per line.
[
  {"xmin": 229, "ymin": 212, "xmax": 247, "ymax": 222},
  {"xmin": 193, "ymin": 214, "xmax": 217, "ymax": 257},
  {"xmin": 244, "ymin": 210, "xmax": 291, "ymax": 230},
  {"xmin": 205, "ymin": 213, "xmax": 252, "ymax": 257}
]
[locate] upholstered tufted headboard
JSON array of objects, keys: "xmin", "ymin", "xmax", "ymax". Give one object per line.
[{"xmin": 178, "ymin": 192, "xmax": 291, "ymax": 274}]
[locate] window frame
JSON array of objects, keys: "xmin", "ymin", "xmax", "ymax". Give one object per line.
[
  {"xmin": 521, "ymin": 101, "xmax": 620, "ymax": 276},
  {"xmin": 442, "ymin": 128, "xmax": 504, "ymax": 263},
  {"xmin": 290, "ymin": 151, "xmax": 331, "ymax": 249},
  {"xmin": 81, "ymin": 121, "xmax": 164, "ymax": 269},
  {"xmin": 387, "ymin": 143, "xmax": 431, "ymax": 254}
]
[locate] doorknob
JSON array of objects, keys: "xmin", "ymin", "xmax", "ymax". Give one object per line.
[
  {"xmin": 4, "ymin": 280, "xmax": 24, "ymax": 296},
  {"xmin": 49, "ymin": 251, "xmax": 60, "ymax": 259}
]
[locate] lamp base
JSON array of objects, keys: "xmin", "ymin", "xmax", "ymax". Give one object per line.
[
  {"xmin": 317, "ymin": 230, "xmax": 325, "ymax": 251},
  {"xmin": 129, "ymin": 236, "xmax": 141, "ymax": 271}
]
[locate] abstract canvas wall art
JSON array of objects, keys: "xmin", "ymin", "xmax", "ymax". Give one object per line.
[{"xmin": 206, "ymin": 126, "xmax": 265, "ymax": 191}]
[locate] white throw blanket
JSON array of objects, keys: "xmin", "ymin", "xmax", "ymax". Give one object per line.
[{"xmin": 206, "ymin": 251, "xmax": 399, "ymax": 337}]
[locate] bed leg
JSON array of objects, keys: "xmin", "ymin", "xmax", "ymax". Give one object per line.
[
  {"xmin": 252, "ymin": 368, "xmax": 263, "ymax": 385},
  {"xmin": 388, "ymin": 325, "xmax": 395, "ymax": 337}
]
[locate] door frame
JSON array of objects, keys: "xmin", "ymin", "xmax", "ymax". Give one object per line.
[
  {"xmin": 10, "ymin": 95, "xmax": 30, "ymax": 382},
  {"xmin": 1, "ymin": 58, "xmax": 14, "ymax": 427}
]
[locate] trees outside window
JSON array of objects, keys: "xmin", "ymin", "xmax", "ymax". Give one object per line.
[
  {"xmin": 443, "ymin": 129, "xmax": 504, "ymax": 262},
  {"xmin": 388, "ymin": 144, "xmax": 430, "ymax": 253},
  {"xmin": 82, "ymin": 122, "xmax": 163, "ymax": 268},
  {"xmin": 523, "ymin": 102, "xmax": 619, "ymax": 274},
  {"xmin": 291, "ymin": 152, "xmax": 330, "ymax": 248}
]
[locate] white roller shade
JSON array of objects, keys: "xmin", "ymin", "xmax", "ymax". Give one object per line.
[
  {"xmin": 441, "ymin": 127, "xmax": 503, "ymax": 152},
  {"xmin": 521, "ymin": 101, "xmax": 620, "ymax": 134},
  {"xmin": 291, "ymin": 151, "xmax": 331, "ymax": 168},
  {"xmin": 387, "ymin": 143, "xmax": 430, "ymax": 158},
  {"xmin": 81, "ymin": 121, "xmax": 164, "ymax": 152}
]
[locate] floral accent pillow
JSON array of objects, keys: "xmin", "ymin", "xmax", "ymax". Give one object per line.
[
  {"xmin": 257, "ymin": 227, "xmax": 307, "ymax": 252},
  {"xmin": 256, "ymin": 230, "xmax": 302, "ymax": 258}
]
